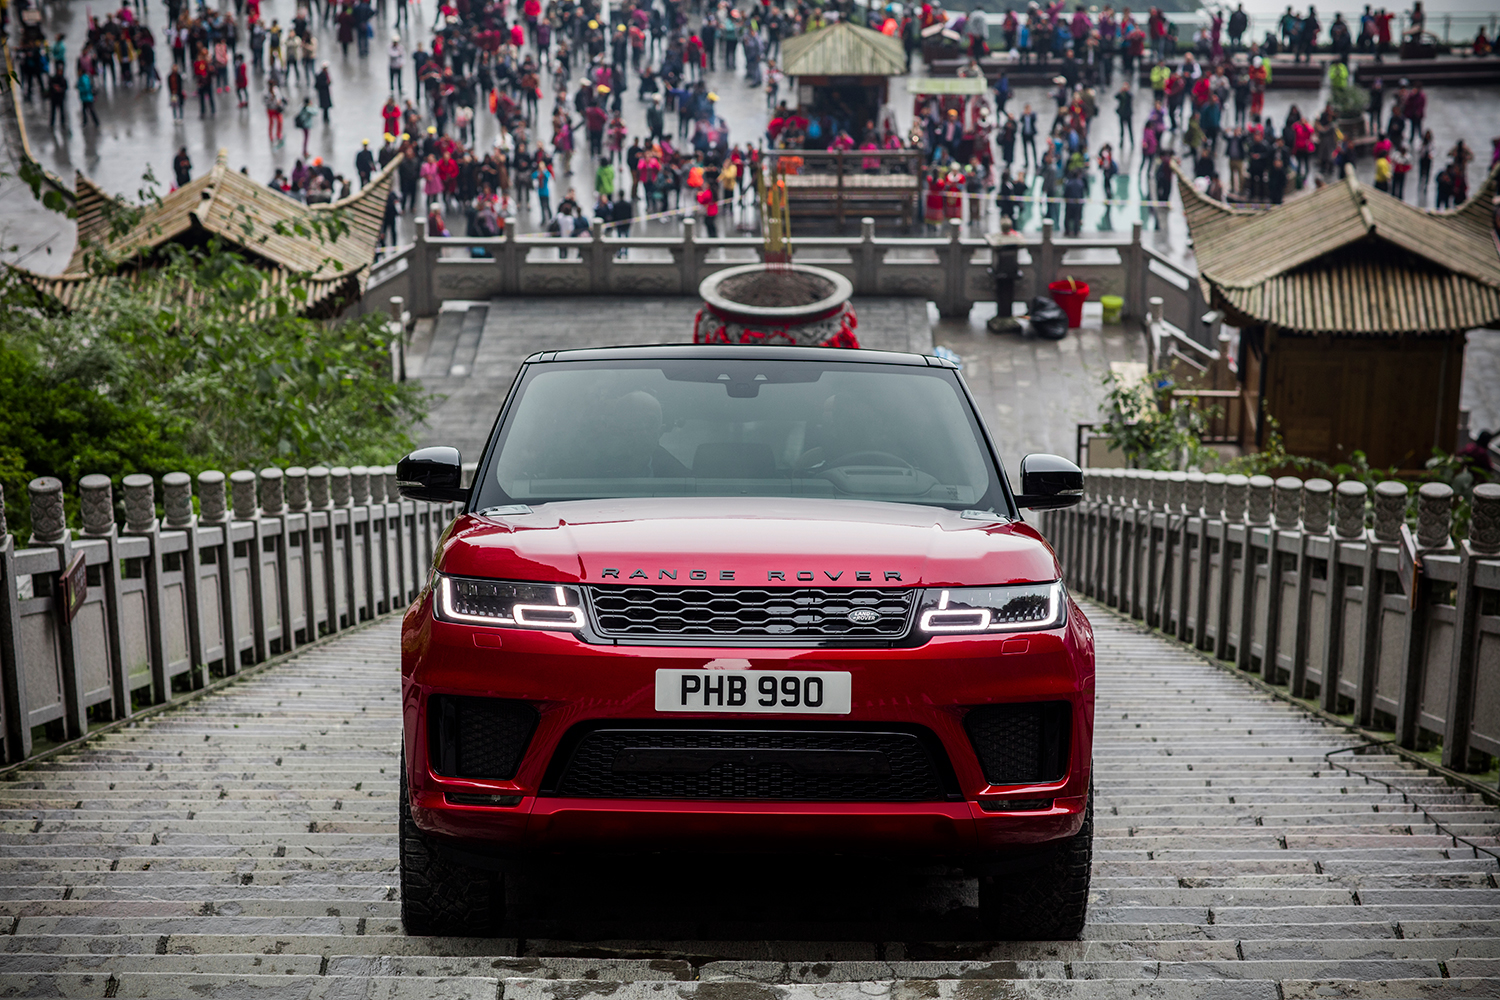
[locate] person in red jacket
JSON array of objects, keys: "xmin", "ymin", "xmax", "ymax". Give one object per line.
[
  {"xmin": 696, "ymin": 180, "xmax": 719, "ymax": 236},
  {"xmin": 1403, "ymin": 83, "xmax": 1426, "ymax": 144}
]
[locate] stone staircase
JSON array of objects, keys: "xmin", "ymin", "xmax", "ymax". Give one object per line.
[{"xmin": 0, "ymin": 606, "xmax": 1497, "ymax": 999}]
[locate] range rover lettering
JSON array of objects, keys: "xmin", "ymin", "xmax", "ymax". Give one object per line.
[{"xmin": 397, "ymin": 345, "xmax": 1093, "ymax": 939}]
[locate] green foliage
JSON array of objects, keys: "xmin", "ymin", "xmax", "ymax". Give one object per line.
[
  {"xmin": 1330, "ymin": 81, "xmax": 1370, "ymax": 120},
  {"xmin": 0, "ymin": 245, "xmax": 428, "ymax": 539},
  {"xmin": 1096, "ymin": 368, "xmax": 1218, "ymax": 471},
  {"xmin": 1213, "ymin": 417, "xmax": 1320, "ymax": 478}
]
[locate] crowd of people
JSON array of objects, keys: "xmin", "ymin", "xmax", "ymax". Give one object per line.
[
  {"xmin": 865, "ymin": 1, "xmax": 1494, "ymax": 233},
  {"xmin": 9, "ymin": 0, "xmax": 1495, "ymax": 243}
]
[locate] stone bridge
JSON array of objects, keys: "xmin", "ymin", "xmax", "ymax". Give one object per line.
[{"xmin": 1, "ymin": 460, "xmax": 1499, "ymax": 999}]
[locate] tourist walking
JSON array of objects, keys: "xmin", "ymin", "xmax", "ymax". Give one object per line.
[
  {"xmin": 295, "ymin": 96, "xmax": 316, "ymax": 155},
  {"xmin": 315, "ymin": 63, "xmax": 333, "ymax": 122},
  {"xmin": 76, "ymin": 70, "xmax": 100, "ymax": 128},
  {"xmin": 265, "ymin": 83, "xmax": 286, "ymax": 146},
  {"xmin": 388, "ymin": 35, "xmax": 404, "ymax": 93},
  {"xmin": 47, "ymin": 69, "xmax": 68, "ymax": 133}
]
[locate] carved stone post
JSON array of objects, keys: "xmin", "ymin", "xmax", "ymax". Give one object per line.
[
  {"xmin": 230, "ymin": 472, "xmax": 259, "ymax": 521},
  {"xmin": 856, "ymin": 217, "xmax": 878, "ymax": 294},
  {"xmin": 259, "ymin": 468, "xmax": 286, "ymax": 516},
  {"xmin": 162, "ymin": 471, "xmax": 206, "ymax": 688},
  {"xmin": 1372, "ymin": 481, "xmax": 1408, "ymax": 543},
  {"xmin": 1167, "ymin": 472, "xmax": 1187, "ymax": 514},
  {"xmin": 1223, "ymin": 475, "xmax": 1249, "ymax": 522},
  {"xmin": 1149, "ymin": 471, "xmax": 1169, "ymax": 511},
  {"xmin": 79, "ymin": 476, "xmax": 114, "ymax": 536},
  {"xmin": 1416, "ymin": 483, "xmax": 1454, "ymax": 550},
  {"xmin": 1184, "ymin": 473, "xmax": 1206, "ymax": 515},
  {"xmin": 198, "ymin": 472, "xmax": 228, "ymax": 524},
  {"xmin": 285, "ymin": 468, "xmax": 310, "ymax": 513},
  {"xmin": 348, "ymin": 466, "xmax": 375, "ymax": 622},
  {"xmin": 1303, "ymin": 479, "xmax": 1333, "ymax": 535},
  {"xmin": 1273, "ymin": 476, "xmax": 1302, "ymax": 530},
  {"xmin": 121, "ymin": 476, "xmax": 154, "ymax": 533},
  {"xmin": 1247, "ymin": 475, "xmax": 1275, "ymax": 525},
  {"xmin": 307, "ymin": 467, "xmax": 331, "ymax": 510},
  {"xmin": 163, "ymin": 474, "xmax": 193, "ymax": 529},
  {"xmin": 1335, "ymin": 481, "xmax": 1367, "ymax": 538},
  {"xmin": 122, "ymin": 473, "xmax": 171, "ymax": 703},
  {"xmin": 1203, "ymin": 473, "xmax": 1227, "ymax": 520},
  {"xmin": 78, "ymin": 475, "xmax": 130, "ymax": 717},
  {"xmin": 195, "ymin": 469, "xmax": 239, "ymax": 675},
  {"xmin": 350, "ymin": 466, "xmax": 372, "ymax": 505},
  {"xmin": 330, "ymin": 467, "xmax": 353, "ymax": 507},
  {"xmin": 29, "ymin": 478, "xmax": 84, "ymax": 740},
  {"xmin": 1471, "ymin": 484, "xmax": 1500, "ymax": 556},
  {"xmin": 28, "ymin": 478, "xmax": 67, "ymax": 545}
]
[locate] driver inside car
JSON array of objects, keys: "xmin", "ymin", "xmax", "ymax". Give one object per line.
[
  {"xmin": 595, "ymin": 390, "xmax": 691, "ymax": 479},
  {"xmin": 793, "ymin": 393, "xmax": 892, "ymax": 473}
]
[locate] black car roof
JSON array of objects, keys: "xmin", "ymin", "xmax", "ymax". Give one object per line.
[{"xmin": 523, "ymin": 344, "xmax": 956, "ymax": 368}]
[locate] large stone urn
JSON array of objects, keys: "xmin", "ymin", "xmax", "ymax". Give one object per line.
[{"xmin": 693, "ymin": 263, "xmax": 860, "ymax": 349}]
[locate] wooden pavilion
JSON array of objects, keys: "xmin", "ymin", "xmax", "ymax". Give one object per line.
[
  {"xmin": 775, "ymin": 22, "xmax": 917, "ymax": 228},
  {"xmin": 1177, "ymin": 163, "xmax": 1500, "ymax": 470},
  {"xmin": 13, "ymin": 150, "xmax": 396, "ymax": 319},
  {"xmin": 780, "ymin": 20, "xmax": 905, "ymax": 144}
]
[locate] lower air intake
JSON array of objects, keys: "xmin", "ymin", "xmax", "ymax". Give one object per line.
[
  {"xmin": 429, "ymin": 695, "xmax": 538, "ymax": 780},
  {"xmin": 964, "ymin": 702, "xmax": 1071, "ymax": 786}
]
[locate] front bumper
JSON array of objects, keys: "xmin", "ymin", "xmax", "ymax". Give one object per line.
[{"xmin": 400, "ymin": 589, "xmax": 1095, "ymax": 861}]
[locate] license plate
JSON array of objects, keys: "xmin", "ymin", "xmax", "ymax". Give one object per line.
[{"xmin": 655, "ymin": 669, "xmax": 852, "ymax": 714}]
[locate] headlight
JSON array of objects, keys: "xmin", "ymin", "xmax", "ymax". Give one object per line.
[
  {"xmin": 434, "ymin": 574, "xmax": 585, "ymax": 630},
  {"xmin": 916, "ymin": 582, "xmax": 1065, "ymax": 634}
]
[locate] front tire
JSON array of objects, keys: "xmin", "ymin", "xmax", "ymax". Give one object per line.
[
  {"xmin": 977, "ymin": 787, "xmax": 1093, "ymax": 940},
  {"xmin": 399, "ymin": 752, "xmax": 505, "ymax": 936}
]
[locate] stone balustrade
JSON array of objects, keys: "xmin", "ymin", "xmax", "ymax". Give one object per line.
[
  {"xmin": 0, "ymin": 466, "xmax": 461, "ymax": 763},
  {"xmin": 1043, "ymin": 471, "xmax": 1500, "ymax": 778},
  {"xmin": 362, "ymin": 217, "xmax": 1214, "ymax": 348}
]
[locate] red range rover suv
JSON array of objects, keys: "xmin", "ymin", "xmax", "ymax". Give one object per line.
[{"xmin": 396, "ymin": 345, "xmax": 1093, "ymax": 938}]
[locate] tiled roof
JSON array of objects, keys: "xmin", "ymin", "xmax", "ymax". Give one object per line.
[
  {"xmin": 17, "ymin": 150, "xmax": 396, "ymax": 318},
  {"xmin": 66, "ymin": 149, "xmax": 396, "ymax": 283},
  {"xmin": 1179, "ymin": 162, "xmax": 1500, "ymax": 334},
  {"xmin": 780, "ymin": 22, "xmax": 906, "ymax": 77}
]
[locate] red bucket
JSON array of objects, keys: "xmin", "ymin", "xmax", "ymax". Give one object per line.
[{"xmin": 1048, "ymin": 278, "xmax": 1090, "ymax": 328}]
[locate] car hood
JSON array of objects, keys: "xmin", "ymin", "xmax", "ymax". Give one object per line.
[{"xmin": 436, "ymin": 497, "xmax": 1060, "ymax": 587}]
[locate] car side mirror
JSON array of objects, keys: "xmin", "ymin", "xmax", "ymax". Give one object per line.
[
  {"xmin": 1015, "ymin": 453, "xmax": 1084, "ymax": 510},
  {"xmin": 396, "ymin": 446, "xmax": 469, "ymax": 503}
]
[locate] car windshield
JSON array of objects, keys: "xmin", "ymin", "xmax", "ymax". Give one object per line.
[{"xmin": 479, "ymin": 358, "xmax": 1004, "ymax": 509}]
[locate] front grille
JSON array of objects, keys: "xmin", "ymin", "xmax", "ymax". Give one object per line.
[
  {"xmin": 587, "ymin": 585, "xmax": 914, "ymax": 641},
  {"xmin": 552, "ymin": 727, "xmax": 947, "ymax": 801},
  {"xmin": 964, "ymin": 702, "xmax": 1071, "ymax": 786},
  {"xmin": 429, "ymin": 695, "xmax": 538, "ymax": 780}
]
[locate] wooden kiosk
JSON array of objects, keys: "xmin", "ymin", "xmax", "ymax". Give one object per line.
[
  {"xmin": 1177, "ymin": 163, "xmax": 1500, "ymax": 470},
  {"xmin": 776, "ymin": 22, "xmax": 917, "ymax": 229}
]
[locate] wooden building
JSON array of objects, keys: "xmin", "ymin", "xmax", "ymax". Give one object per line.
[
  {"xmin": 780, "ymin": 20, "xmax": 905, "ymax": 143},
  {"xmin": 13, "ymin": 150, "xmax": 396, "ymax": 319},
  {"xmin": 1178, "ymin": 163, "xmax": 1500, "ymax": 471}
]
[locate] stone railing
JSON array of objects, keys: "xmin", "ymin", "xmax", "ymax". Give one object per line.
[
  {"xmin": 359, "ymin": 218, "xmax": 1204, "ymax": 341},
  {"xmin": 0, "ymin": 465, "xmax": 472, "ymax": 764},
  {"xmin": 1041, "ymin": 472, "xmax": 1500, "ymax": 777}
]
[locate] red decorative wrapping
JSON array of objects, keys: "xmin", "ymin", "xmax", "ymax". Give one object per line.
[{"xmin": 693, "ymin": 304, "xmax": 861, "ymax": 349}]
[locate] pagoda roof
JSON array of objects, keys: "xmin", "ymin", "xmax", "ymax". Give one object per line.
[
  {"xmin": 1177, "ymin": 162, "xmax": 1500, "ymax": 335},
  {"xmin": 17, "ymin": 150, "xmax": 397, "ymax": 318},
  {"xmin": 780, "ymin": 21, "xmax": 906, "ymax": 78}
]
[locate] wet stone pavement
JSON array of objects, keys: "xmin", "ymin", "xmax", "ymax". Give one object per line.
[{"xmin": 0, "ymin": 609, "xmax": 1497, "ymax": 997}]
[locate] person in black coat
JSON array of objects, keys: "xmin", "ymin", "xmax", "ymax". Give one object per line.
[
  {"xmin": 173, "ymin": 147, "xmax": 194, "ymax": 187},
  {"xmin": 355, "ymin": 139, "xmax": 376, "ymax": 187},
  {"xmin": 315, "ymin": 63, "xmax": 334, "ymax": 122}
]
